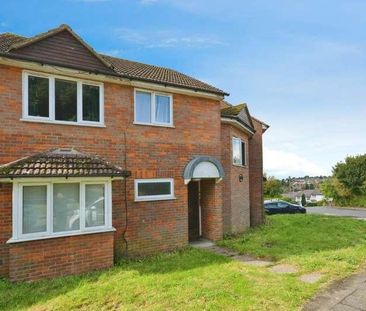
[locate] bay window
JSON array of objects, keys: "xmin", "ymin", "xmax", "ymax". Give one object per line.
[
  {"xmin": 11, "ymin": 180, "xmax": 112, "ymax": 242},
  {"xmin": 134, "ymin": 89, "xmax": 173, "ymax": 126},
  {"xmin": 22, "ymin": 71, "xmax": 104, "ymax": 126}
]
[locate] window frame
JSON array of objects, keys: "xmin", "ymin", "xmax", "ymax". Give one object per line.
[
  {"xmin": 134, "ymin": 178, "xmax": 175, "ymax": 202},
  {"xmin": 232, "ymin": 137, "xmax": 247, "ymax": 166},
  {"xmin": 10, "ymin": 178, "xmax": 112, "ymax": 243},
  {"xmin": 22, "ymin": 71, "xmax": 104, "ymax": 127},
  {"xmin": 134, "ymin": 88, "xmax": 173, "ymax": 127}
]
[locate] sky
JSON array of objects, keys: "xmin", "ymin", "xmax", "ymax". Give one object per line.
[{"xmin": 1, "ymin": 0, "xmax": 366, "ymax": 179}]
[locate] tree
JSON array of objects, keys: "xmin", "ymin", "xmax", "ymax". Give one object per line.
[
  {"xmin": 264, "ymin": 176, "xmax": 283, "ymax": 198},
  {"xmin": 333, "ymin": 155, "xmax": 366, "ymax": 195},
  {"xmin": 301, "ymin": 193, "xmax": 306, "ymax": 206},
  {"xmin": 320, "ymin": 177, "xmax": 352, "ymax": 201}
]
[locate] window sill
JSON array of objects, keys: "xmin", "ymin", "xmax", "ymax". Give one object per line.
[
  {"xmin": 233, "ymin": 164, "xmax": 248, "ymax": 168},
  {"xmin": 133, "ymin": 122, "xmax": 175, "ymax": 128},
  {"xmin": 7, "ymin": 227, "xmax": 116, "ymax": 244},
  {"xmin": 135, "ymin": 196, "xmax": 176, "ymax": 202},
  {"xmin": 20, "ymin": 118, "xmax": 106, "ymax": 128}
]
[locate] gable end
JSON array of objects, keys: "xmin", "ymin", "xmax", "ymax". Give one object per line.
[{"xmin": 9, "ymin": 29, "xmax": 113, "ymax": 74}]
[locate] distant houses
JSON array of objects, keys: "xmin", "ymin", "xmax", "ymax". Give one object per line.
[{"xmin": 283, "ymin": 190, "xmax": 325, "ymax": 205}]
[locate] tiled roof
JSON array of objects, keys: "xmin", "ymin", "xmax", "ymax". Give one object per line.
[
  {"xmin": 221, "ymin": 103, "xmax": 255, "ymax": 133},
  {"xmin": 0, "ymin": 33, "xmax": 25, "ymax": 52},
  {"xmin": 0, "ymin": 149, "xmax": 129, "ymax": 178},
  {"xmin": 0, "ymin": 25, "xmax": 228, "ymax": 96},
  {"xmin": 101, "ymin": 54, "xmax": 227, "ymax": 96}
]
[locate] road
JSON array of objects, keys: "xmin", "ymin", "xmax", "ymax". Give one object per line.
[{"xmin": 307, "ymin": 206, "xmax": 366, "ymax": 219}]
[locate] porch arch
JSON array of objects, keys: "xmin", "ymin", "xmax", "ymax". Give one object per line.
[{"xmin": 183, "ymin": 156, "xmax": 224, "ymax": 184}]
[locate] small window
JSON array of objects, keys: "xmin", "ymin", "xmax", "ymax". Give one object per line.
[
  {"xmin": 232, "ymin": 137, "xmax": 246, "ymax": 166},
  {"xmin": 23, "ymin": 72, "xmax": 104, "ymax": 126},
  {"xmin": 135, "ymin": 179, "xmax": 174, "ymax": 201},
  {"xmin": 135, "ymin": 90, "xmax": 172, "ymax": 126},
  {"xmin": 28, "ymin": 76, "xmax": 49, "ymax": 118}
]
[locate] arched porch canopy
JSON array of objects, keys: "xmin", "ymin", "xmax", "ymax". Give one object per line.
[{"xmin": 183, "ymin": 156, "xmax": 225, "ymax": 185}]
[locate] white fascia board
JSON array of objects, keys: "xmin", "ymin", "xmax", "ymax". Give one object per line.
[{"xmin": 221, "ymin": 117, "xmax": 255, "ymax": 135}]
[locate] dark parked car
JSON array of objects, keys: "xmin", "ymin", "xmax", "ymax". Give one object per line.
[{"xmin": 264, "ymin": 200, "xmax": 306, "ymax": 215}]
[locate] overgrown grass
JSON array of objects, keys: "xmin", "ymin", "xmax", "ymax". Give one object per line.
[
  {"xmin": 2, "ymin": 215, "xmax": 366, "ymax": 310},
  {"xmin": 334, "ymin": 195, "xmax": 366, "ymax": 208},
  {"xmin": 219, "ymin": 214, "xmax": 366, "ymax": 279}
]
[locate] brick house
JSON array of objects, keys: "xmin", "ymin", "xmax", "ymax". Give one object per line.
[{"xmin": 0, "ymin": 24, "xmax": 268, "ymax": 282}]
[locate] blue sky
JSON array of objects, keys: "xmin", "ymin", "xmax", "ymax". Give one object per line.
[{"xmin": 1, "ymin": 0, "xmax": 366, "ymax": 178}]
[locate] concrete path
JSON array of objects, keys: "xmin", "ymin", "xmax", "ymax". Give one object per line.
[
  {"xmin": 191, "ymin": 239, "xmax": 321, "ymax": 283},
  {"xmin": 303, "ymin": 271, "xmax": 366, "ymax": 311},
  {"xmin": 307, "ymin": 206, "xmax": 366, "ymax": 219}
]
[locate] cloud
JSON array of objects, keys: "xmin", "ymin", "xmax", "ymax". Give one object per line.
[
  {"xmin": 264, "ymin": 147, "xmax": 328, "ymax": 178},
  {"xmin": 115, "ymin": 28, "xmax": 225, "ymax": 49}
]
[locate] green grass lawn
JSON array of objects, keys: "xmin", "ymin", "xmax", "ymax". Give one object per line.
[{"xmin": 2, "ymin": 214, "xmax": 366, "ymax": 311}]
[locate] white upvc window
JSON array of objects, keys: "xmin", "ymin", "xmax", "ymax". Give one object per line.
[
  {"xmin": 135, "ymin": 178, "xmax": 175, "ymax": 201},
  {"xmin": 232, "ymin": 137, "xmax": 247, "ymax": 166},
  {"xmin": 134, "ymin": 89, "xmax": 173, "ymax": 127},
  {"xmin": 10, "ymin": 179, "xmax": 112, "ymax": 242},
  {"xmin": 22, "ymin": 71, "xmax": 104, "ymax": 126}
]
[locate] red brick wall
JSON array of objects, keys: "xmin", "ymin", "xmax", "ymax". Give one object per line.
[
  {"xmin": 221, "ymin": 124, "xmax": 251, "ymax": 234},
  {"xmin": 249, "ymin": 119, "xmax": 265, "ymax": 227},
  {"xmin": 0, "ymin": 64, "xmax": 223, "ymax": 278},
  {"xmin": 9, "ymin": 232, "xmax": 114, "ymax": 282},
  {"xmin": 200, "ymin": 179, "xmax": 223, "ymax": 241},
  {"xmin": 0, "ymin": 184, "xmax": 11, "ymax": 278}
]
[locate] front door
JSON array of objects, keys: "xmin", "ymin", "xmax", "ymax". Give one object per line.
[{"xmin": 188, "ymin": 181, "xmax": 200, "ymax": 241}]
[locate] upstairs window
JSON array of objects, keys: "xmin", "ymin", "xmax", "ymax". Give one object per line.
[
  {"xmin": 134, "ymin": 89, "xmax": 173, "ymax": 126},
  {"xmin": 23, "ymin": 71, "xmax": 104, "ymax": 126},
  {"xmin": 232, "ymin": 137, "xmax": 246, "ymax": 166}
]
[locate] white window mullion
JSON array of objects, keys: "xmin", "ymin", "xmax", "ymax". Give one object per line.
[
  {"xmin": 49, "ymin": 77, "xmax": 55, "ymax": 121},
  {"xmin": 22, "ymin": 73, "xmax": 28, "ymax": 118},
  {"xmin": 151, "ymin": 92, "xmax": 156, "ymax": 123},
  {"xmin": 169, "ymin": 95, "xmax": 173, "ymax": 125},
  {"xmin": 16, "ymin": 183, "xmax": 22, "ymax": 239},
  {"xmin": 80, "ymin": 183, "xmax": 86, "ymax": 231},
  {"xmin": 100, "ymin": 85, "xmax": 104, "ymax": 124},
  {"xmin": 48, "ymin": 183, "xmax": 53, "ymax": 234},
  {"xmin": 106, "ymin": 182, "xmax": 112, "ymax": 228},
  {"xmin": 77, "ymin": 82, "xmax": 83, "ymax": 123},
  {"xmin": 19, "ymin": 185, "xmax": 26, "ymax": 237}
]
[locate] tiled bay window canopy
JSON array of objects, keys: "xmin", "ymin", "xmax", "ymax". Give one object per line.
[{"xmin": 0, "ymin": 148, "xmax": 130, "ymax": 179}]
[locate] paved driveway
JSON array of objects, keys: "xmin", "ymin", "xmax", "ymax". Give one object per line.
[
  {"xmin": 307, "ymin": 206, "xmax": 366, "ymax": 219},
  {"xmin": 303, "ymin": 270, "xmax": 366, "ymax": 310}
]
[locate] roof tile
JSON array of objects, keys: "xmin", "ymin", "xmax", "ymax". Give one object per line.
[{"xmin": 0, "ymin": 148, "xmax": 129, "ymax": 178}]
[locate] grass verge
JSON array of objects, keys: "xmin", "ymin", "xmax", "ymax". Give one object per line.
[{"xmin": 2, "ymin": 214, "xmax": 366, "ymax": 310}]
